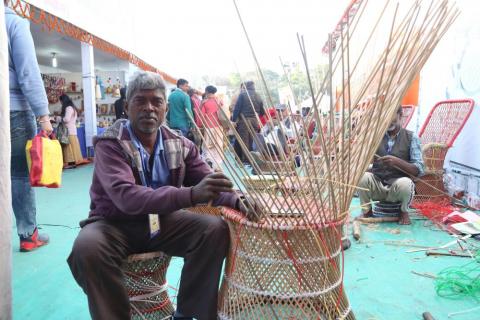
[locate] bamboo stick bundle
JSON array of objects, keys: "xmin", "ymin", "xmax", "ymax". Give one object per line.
[{"xmin": 190, "ymin": 0, "xmax": 459, "ymax": 318}]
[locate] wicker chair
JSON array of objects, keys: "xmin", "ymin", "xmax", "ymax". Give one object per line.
[
  {"xmin": 218, "ymin": 207, "xmax": 353, "ymax": 320},
  {"xmin": 414, "ymin": 99, "xmax": 475, "ymax": 203},
  {"xmin": 123, "ymin": 205, "xmax": 222, "ymax": 319}
]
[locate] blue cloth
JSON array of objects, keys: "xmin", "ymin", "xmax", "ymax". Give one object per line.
[
  {"xmin": 10, "ymin": 110, "xmax": 37, "ymax": 238},
  {"xmin": 5, "ymin": 7, "xmax": 49, "ymax": 117},
  {"xmin": 97, "ymin": 127, "xmax": 106, "ymax": 136},
  {"xmin": 126, "ymin": 122, "xmax": 170, "ymax": 189},
  {"xmin": 77, "ymin": 126, "xmax": 106, "ymax": 158},
  {"xmin": 77, "ymin": 125, "xmax": 86, "ymax": 158},
  {"xmin": 174, "ymin": 127, "xmax": 190, "ymax": 137},
  {"xmin": 385, "ymin": 132, "xmax": 425, "ymax": 176}
]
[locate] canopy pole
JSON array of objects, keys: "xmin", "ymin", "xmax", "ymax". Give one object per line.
[
  {"xmin": 81, "ymin": 42, "xmax": 97, "ymax": 157},
  {"xmin": 0, "ymin": 3, "xmax": 13, "ymax": 319}
]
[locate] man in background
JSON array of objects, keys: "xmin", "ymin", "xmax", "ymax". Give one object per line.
[
  {"xmin": 232, "ymin": 81, "xmax": 265, "ymax": 163},
  {"xmin": 5, "ymin": 1, "xmax": 53, "ymax": 251},
  {"xmin": 358, "ymin": 106, "xmax": 424, "ymax": 225},
  {"xmin": 167, "ymin": 78, "xmax": 193, "ymax": 138}
]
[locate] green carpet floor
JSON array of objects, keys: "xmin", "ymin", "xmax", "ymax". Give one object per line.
[{"xmin": 11, "ymin": 164, "xmax": 478, "ymax": 319}]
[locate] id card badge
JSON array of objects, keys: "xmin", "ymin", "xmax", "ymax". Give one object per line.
[{"xmin": 148, "ymin": 214, "xmax": 160, "ymax": 238}]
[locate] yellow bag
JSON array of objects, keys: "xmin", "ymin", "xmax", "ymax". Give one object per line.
[{"xmin": 26, "ymin": 131, "xmax": 63, "ymax": 188}]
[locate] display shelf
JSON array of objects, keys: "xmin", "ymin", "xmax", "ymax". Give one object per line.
[{"xmin": 96, "ymin": 96, "xmax": 118, "ymax": 104}]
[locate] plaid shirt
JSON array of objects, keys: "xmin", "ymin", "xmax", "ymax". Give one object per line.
[
  {"xmin": 88, "ymin": 120, "xmax": 239, "ymax": 220},
  {"xmin": 386, "ymin": 132, "xmax": 425, "ymax": 176}
]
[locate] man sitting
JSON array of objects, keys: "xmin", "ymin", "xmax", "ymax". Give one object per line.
[
  {"xmin": 358, "ymin": 105, "xmax": 425, "ymax": 225},
  {"xmin": 67, "ymin": 71, "xmax": 259, "ymax": 320}
]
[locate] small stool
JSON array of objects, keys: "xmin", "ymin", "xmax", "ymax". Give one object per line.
[
  {"xmin": 123, "ymin": 251, "xmax": 174, "ymax": 320},
  {"xmin": 373, "ymin": 201, "xmax": 401, "ymax": 217}
]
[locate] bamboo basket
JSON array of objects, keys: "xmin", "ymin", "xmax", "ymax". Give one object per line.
[{"xmin": 219, "ymin": 208, "xmax": 352, "ymax": 320}]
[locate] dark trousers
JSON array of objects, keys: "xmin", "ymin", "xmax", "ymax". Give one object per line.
[
  {"xmin": 234, "ymin": 117, "xmax": 259, "ymax": 163},
  {"xmin": 67, "ymin": 210, "xmax": 229, "ymax": 320}
]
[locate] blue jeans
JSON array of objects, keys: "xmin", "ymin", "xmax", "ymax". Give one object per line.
[{"xmin": 10, "ymin": 110, "xmax": 37, "ymax": 238}]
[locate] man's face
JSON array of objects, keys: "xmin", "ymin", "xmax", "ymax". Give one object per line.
[
  {"xmin": 387, "ymin": 111, "xmax": 402, "ymax": 132},
  {"xmin": 125, "ymin": 89, "xmax": 166, "ymax": 134},
  {"xmin": 179, "ymin": 82, "xmax": 190, "ymax": 92}
]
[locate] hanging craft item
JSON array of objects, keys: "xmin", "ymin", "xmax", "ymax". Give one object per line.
[
  {"xmin": 105, "ymin": 77, "xmax": 112, "ymax": 94},
  {"xmin": 42, "ymin": 73, "xmax": 66, "ymax": 104},
  {"xmin": 99, "ymin": 77, "xmax": 105, "ymax": 99},
  {"xmin": 190, "ymin": 0, "xmax": 459, "ymax": 319},
  {"xmin": 95, "ymin": 76, "xmax": 102, "ymax": 100},
  {"xmin": 113, "ymin": 86, "xmax": 121, "ymax": 98},
  {"xmin": 113, "ymin": 77, "xmax": 121, "ymax": 97}
]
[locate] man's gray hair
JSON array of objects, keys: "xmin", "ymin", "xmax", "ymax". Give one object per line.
[{"xmin": 126, "ymin": 71, "xmax": 166, "ymax": 102}]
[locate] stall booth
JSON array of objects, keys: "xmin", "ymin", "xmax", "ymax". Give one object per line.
[
  {"xmin": 7, "ymin": 0, "xmax": 177, "ymax": 158},
  {"xmin": 33, "ymin": 22, "xmax": 131, "ymax": 157}
]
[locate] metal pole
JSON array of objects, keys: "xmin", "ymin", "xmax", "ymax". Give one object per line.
[
  {"xmin": 0, "ymin": 3, "xmax": 13, "ymax": 319},
  {"xmin": 81, "ymin": 42, "xmax": 97, "ymax": 157}
]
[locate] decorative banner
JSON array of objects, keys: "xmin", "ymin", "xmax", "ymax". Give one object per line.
[
  {"xmin": 6, "ymin": 0, "xmax": 176, "ymax": 84},
  {"xmin": 41, "ymin": 73, "xmax": 65, "ymax": 104}
]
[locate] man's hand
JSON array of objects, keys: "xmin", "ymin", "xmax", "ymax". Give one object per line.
[
  {"xmin": 376, "ymin": 154, "xmax": 419, "ymax": 177},
  {"xmin": 377, "ymin": 155, "xmax": 400, "ymax": 168},
  {"xmin": 236, "ymin": 195, "xmax": 265, "ymax": 222},
  {"xmin": 191, "ymin": 173, "xmax": 234, "ymax": 205},
  {"xmin": 38, "ymin": 115, "xmax": 53, "ymax": 135}
]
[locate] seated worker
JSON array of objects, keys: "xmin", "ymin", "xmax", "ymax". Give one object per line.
[
  {"xmin": 358, "ymin": 105, "xmax": 425, "ymax": 225},
  {"xmin": 251, "ymin": 105, "xmax": 301, "ymax": 173},
  {"xmin": 254, "ymin": 111, "xmax": 287, "ymax": 159},
  {"xmin": 67, "ymin": 71, "xmax": 260, "ymax": 320}
]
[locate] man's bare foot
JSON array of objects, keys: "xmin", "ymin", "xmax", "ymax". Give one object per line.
[
  {"xmin": 398, "ymin": 211, "xmax": 411, "ymax": 225},
  {"xmin": 361, "ymin": 210, "xmax": 373, "ymax": 218}
]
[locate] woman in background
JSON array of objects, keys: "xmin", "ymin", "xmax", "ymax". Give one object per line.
[
  {"xmin": 114, "ymin": 87, "xmax": 127, "ymax": 120},
  {"xmin": 59, "ymin": 94, "xmax": 84, "ymax": 168},
  {"xmin": 199, "ymin": 85, "xmax": 224, "ymax": 169}
]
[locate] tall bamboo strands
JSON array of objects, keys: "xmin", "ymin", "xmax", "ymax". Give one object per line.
[{"xmin": 192, "ymin": 0, "xmax": 459, "ymax": 318}]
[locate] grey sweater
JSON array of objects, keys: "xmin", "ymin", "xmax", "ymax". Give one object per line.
[{"xmin": 5, "ymin": 7, "xmax": 49, "ymax": 117}]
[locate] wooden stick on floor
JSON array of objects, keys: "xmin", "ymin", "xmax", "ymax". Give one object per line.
[
  {"xmin": 352, "ymin": 220, "xmax": 361, "ymax": 240},
  {"xmin": 356, "ymin": 217, "xmax": 400, "ymax": 223}
]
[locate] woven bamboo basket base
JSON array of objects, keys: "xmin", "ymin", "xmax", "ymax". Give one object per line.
[
  {"xmin": 218, "ymin": 303, "xmax": 353, "ymax": 320},
  {"xmin": 130, "ymin": 297, "xmax": 174, "ymax": 320},
  {"xmin": 124, "ymin": 252, "xmax": 175, "ymax": 320},
  {"xmin": 219, "ymin": 208, "xmax": 354, "ymax": 320}
]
